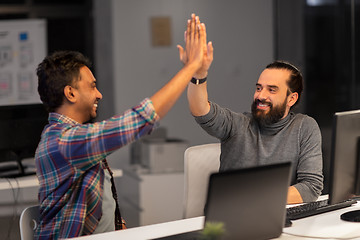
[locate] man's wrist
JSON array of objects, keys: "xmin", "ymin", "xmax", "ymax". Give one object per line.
[{"xmin": 193, "ymin": 71, "xmax": 208, "ymax": 79}]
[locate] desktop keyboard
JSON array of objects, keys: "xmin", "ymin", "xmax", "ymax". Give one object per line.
[{"xmin": 286, "ymin": 199, "xmax": 358, "ymax": 220}]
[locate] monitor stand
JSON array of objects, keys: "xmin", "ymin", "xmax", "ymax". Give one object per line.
[{"xmin": 341, "ymin": 210, "xmax": 360, "ymax": 222}]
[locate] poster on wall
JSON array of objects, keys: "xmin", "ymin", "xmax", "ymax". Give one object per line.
[{"xmin": 0, "ymin": 19, "xmax": 47, "ymax": 106}]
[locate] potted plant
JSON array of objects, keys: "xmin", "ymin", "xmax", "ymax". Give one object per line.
[{"xmin": 199, "ymin": 221, "xmax": 226, "ymax": 240}]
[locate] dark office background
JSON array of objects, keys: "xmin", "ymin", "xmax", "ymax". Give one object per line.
[
  {"xmin": 0, "ymin": 0, "xmax": 359, "ymax": 239},
  {"xmin": 303, "ymin": 0, "xmax": 360, "ymax": 196},
  {"xmin": 276, "ymin": 0, "xmax": 360, "ymax": 196},
  {"xmin": 0, "ymin": 1, "xmax": 93, "ymax": 239}
]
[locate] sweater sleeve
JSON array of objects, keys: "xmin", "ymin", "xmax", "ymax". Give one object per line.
[
  {"xmin": 194, "ymin": 101, "xmax": 241, "ymax": 141},
  {"xmin": 292, "ymin": 116, "xmax": 324, "ymax": 202}
]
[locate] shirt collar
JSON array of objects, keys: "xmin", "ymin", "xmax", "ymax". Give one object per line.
[
  {"xmin": 48, "ymin": 112, "xmax": 81, "ymax": 126},
  {"xmin": 258, "ymin": 112, "xmax": 294, "ymax": 135}
]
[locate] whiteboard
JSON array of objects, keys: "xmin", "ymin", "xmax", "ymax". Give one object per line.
[{"xmin": 0, "ymin": 19, "xmax": 47, "ymax": 106}]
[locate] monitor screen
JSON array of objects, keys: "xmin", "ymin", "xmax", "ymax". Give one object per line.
[
  {"xmin": 329, "ymin": 109, "xmax": 360, "ymax": 205},
  {"xmin": 0, "ymin": 104, "xmax": 48, "ymax": 177}
]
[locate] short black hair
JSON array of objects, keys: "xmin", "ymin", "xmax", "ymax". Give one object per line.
[
  {"xmin": 37, "ymin": 51, "xmax": 91, "ymax": 112},
  {"xmin": 265, "ymin": 60, "xmax": 303, "ymax": 107}
]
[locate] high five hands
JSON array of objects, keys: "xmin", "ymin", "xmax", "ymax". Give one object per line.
[{"xmin": 177, "ymin": 14, "xmax": 214, "ymax": 79}]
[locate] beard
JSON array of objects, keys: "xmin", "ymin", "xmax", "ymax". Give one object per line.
[
  {"xmin": 251, "ymin": 98, "xmax": 287, "ymax": 126},
  {"xmin": 83, "ymin": 104, "xmax": 98, "ymax": 124},
  {"xmin": 88, "ymin": 107, "xmax": 98, "ymax": 123}
]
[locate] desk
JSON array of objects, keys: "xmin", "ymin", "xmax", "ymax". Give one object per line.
[
  {"xmin": 0, "ymin": 169, "xmax": 122, "ymax": 216},
  {"xmin": 0, "ymin": 168, "xmax": 123, "ymax": 191},
  {"xmin": 69, "ymin": 201, "xmax": 360, "ymax": 240},
  {"xmin": 281, "ymin": 201, "xmax": 360, "ymax": 239}
]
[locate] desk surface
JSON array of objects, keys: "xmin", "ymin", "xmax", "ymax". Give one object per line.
[
  {"xmin": 69, "ymin": 201, "xmax": 360, "ymax": 240},
  {"xmin": 282, "ymin": 201, "xmax": 360, "ymax": 239},
  {"xmin": 0, "ymin": 169, "xmax": 123, "ymax": 191}
]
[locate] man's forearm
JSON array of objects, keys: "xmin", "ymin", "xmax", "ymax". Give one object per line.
[
  {"xmin": 151, "ymin": 62, "xmax": 199, "ymax": 119},
  {"xmin": 187, "ymin": 81, "xmax": 210, "ymax": 116}
]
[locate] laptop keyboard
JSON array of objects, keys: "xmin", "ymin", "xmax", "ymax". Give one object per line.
[{"xmin": 286, "ymin": 199, "xmax": 357, "ymax": 220}]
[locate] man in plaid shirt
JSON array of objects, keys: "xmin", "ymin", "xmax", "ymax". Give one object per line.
[{"xmin": 34, "ymin": 14, "xmax": 213, "ymax": 239}]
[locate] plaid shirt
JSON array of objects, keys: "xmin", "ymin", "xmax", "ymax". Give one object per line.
[{"xmin": 34, "ymin": 98, "xmax": 159, "ymax": 239}]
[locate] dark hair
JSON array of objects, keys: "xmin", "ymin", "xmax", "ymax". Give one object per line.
[
  {"xmin": 37, "ymin": 51, "xmax": 91, "ymax": 112},
  {"xmin": 265, "ymin": 60, "xmax": 303, "ymax": 107}
]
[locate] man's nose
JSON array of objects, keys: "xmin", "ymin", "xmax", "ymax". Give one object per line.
[
  {"xmin": 97, "ymin": 89, "xmax": 103, "ymax": 100},
  {"xmin": 256, "ymin": 89, "xmax": 268, "ymax": 100}
]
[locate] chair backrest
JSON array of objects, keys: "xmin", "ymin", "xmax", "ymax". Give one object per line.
[
  {"xmin": 183, "ymin": 143, "xmax": 221, "ymax": 219},
  {"xmin": 19, "ymin": 205, "xmax": 40, "ymax": 240}
]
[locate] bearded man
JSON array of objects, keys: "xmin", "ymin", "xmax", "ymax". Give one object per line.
[{"xmin": 184, "ymin": 58, "xmax": 323, "ymax": 203}]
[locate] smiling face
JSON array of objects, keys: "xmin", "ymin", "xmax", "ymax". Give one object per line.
[
  {"xmin": 73, "ymin": 66, "xmax": 103, "ymax": 123},
  {"xmin": 251, "ymin": 68, "xmax": 297, "ymax": 126}
]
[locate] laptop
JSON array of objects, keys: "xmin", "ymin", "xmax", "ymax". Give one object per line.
[{"xmin": 156, "ymin": 162, "xmax": 292, "ymax": 240}]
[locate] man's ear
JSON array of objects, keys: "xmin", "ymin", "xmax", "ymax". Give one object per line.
[
  {"xmin": 287, "ymin": 92, "xmax": 299, "ymax": 108},
  {"xmin": 64, "ymin": 85, "xmax": 77, "ymax": 103}
]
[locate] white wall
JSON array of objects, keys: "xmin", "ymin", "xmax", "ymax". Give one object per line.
[{"xmin": 94, "ymin": 0, "xmax": 274, "ymax": 169}]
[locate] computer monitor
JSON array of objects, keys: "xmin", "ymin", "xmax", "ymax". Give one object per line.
[
  {"xmin": 329, "ymin": 109, "xmax": 360, "ymax": 222},
  {"xmin": 0, "ymin": 104, "xmax": 48, "ymax": 177}
]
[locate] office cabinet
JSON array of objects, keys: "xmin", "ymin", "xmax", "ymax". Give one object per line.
[{"xmin": 118, "ymin": 169, "xmax": 184, "ymax": 228}]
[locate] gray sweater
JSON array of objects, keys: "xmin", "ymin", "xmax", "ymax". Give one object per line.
[{"xmin": 195, "ymin": 101, "xmax": 323, "ymax": 202}]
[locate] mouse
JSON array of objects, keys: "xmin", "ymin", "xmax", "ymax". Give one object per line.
[{"xmin": 341, "ymin": 210, "xmax": 360, "ymax": 222}]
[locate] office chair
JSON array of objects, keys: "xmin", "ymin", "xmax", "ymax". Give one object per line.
[
  {"xmin": 183, "ymin": 143, "xmax": 221, "ymax": 219},
  {"xmin": 19, "ymin": 205, "xmax": 39, "ymax": 240}
]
